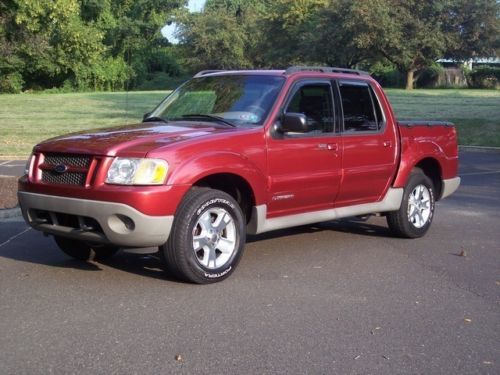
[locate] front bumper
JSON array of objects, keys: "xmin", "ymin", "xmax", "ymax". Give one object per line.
[{"xmin": 18, "ymin": 192, "xmax": 173, "ymax": 247}]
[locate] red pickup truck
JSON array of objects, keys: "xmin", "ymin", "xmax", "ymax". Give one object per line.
[{"xmin": 18, "ymin": 67, "xmax": 460, "ymax": 283}]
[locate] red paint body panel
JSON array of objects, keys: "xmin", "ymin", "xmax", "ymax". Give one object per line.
[
  {"xmin": 19, "ymin": 175, "xmax": 191, "ymax": 216},
  {"xmin": 393, "ymin": 123, "xmax": 459, "ymax": 188},
  {"xmin": 19, "ymin": 70, "xmax": 459, "ymax": 220},
  {"xmin": 335, "ymin": 82, "xmax": 400, "ymax": 205}
]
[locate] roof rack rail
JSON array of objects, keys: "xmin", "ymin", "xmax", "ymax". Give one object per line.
[
  {"xmin": 285, "ymin": 66, "xmax": 370, "ymax": 76},
  {"xmin": 193, "ymin": 70, "xmax": 225, "ymax": 78}
]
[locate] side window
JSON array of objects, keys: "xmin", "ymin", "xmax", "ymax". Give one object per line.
[
  {"xmin": 285, "ymin": 84, "xmax": 334, "ymax": 133},
  {"xmin": 339, "ymin": 82, "xmax": 384, "ymax": 132}
]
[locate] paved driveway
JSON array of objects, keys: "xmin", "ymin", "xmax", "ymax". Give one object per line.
[{"xmin": 0, "ymin": 150, "xmax": 498, "ymax": 374}]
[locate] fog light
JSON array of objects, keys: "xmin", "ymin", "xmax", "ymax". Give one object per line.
[{"xmin": 108, "ymin": 214, "xmax": 135, "ymax": 234}]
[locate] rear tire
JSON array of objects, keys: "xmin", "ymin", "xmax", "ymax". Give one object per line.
[
  {"xmin": 161, "ymin": 188, "xmax": 246, "ymax": 284},
  {"xmin": 54, "ymin": 236, "xmax": 119, "ymax": 261},
  {"xmin": 387, "ymin": 168, "xmax": 435, "ymax": 238}
]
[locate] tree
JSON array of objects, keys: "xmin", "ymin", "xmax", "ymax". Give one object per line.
[
  {"xmin": 175, "ymin": 0, "xmax": 268, "ymax": 70},
  {"xmin": 257, "ymin": 0, "xmax": 329, "ymax": 67},
  {"xmin": 444, "ymin": 0, "xmax": 499, "ymax": 61},
  {"xmin": 80, "ymin": 0, "xmax": 188, "ymax": 88},
  {"xmin": 0, "ymin": 0, "xmax": 186, "ymax": 92},
  {"xmin": 340, "ymin": 0, "xmax": 448, "ymax": 89},
  {"xmin": 310, "ymin": 0, "xmax": 375, "ymax": 68}
]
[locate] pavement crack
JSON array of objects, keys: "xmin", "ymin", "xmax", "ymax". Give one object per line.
[{"xmin": 0, "ymin": 227, "xmax": 31, "ymax": 249}]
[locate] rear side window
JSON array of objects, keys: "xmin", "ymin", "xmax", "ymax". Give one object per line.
[
  {"xmin": 339, "ymin": 82, "xmax": 384, "ymax": 132},
  {"xmin": 285, "ymin": 83, "xmax": 334, "ymax": 133}
]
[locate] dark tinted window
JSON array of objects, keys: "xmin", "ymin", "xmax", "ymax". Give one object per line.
[
  {"xmin": 285, "ymin": 84, "xmax": 334, "ymax": 133},
  {"xmin": 339, "ymin": 82, "xmax": 384, "ymax": 132}
]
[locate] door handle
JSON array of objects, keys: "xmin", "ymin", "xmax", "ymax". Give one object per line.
[
  {"xmin": 327, "ymin": 143, "xmax": 338, "ymax": 151},
  {"xmin": 383, "ymin": 141, "xmax": 392, "ymax": 147}
]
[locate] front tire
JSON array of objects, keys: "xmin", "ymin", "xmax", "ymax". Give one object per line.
[
  {"xmin": 54, "ymin": 236, "xmax": 119, "ymax": 261},
  {"xmin": 161, "ymin": 188, "xmax": 246, "ymax": 284},
  {"xmin": 387, "ymin": 168, "xmax": 435, "ymax": 238}
]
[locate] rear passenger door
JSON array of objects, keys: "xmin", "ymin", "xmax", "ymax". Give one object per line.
[
  {"xmin": 266, "ymin": 80, "xmax": 342, "ymax": 217},
  {"xmin": 334, "ymin": 80, "xmax": 398, "ymax": 206}
]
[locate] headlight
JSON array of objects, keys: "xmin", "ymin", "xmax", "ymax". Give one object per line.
[
  {"xmin": 106, "ymin": 158, "xmax": 168, "ymax": 185},
  {"xmin": 24, "ymin": 153, "xmax": 34, "ymax": 176}
]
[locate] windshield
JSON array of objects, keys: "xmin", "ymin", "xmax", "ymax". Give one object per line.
[{"xmin": 149, "ymin": 75, "xmax": 285, "ymax": 126}]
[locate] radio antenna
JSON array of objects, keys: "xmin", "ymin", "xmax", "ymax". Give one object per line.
[{"xmin": 125, "ymin": 47, "xmax": 131, "ymax": 125}]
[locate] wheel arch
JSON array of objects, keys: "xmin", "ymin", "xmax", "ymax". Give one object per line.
[
  {"xmin": 414, "ymin": 158, "xmax": 443, "ymax": 199},
  {"xmin": 394, "ymin": 156, "xmax": 443, "ymax": 199},
  {"xmin": 192, "ymin": 173, "xmax": 256, "ymax": 224},
  {"xmin": 167, "ymin": 152, "xmax": 266, "ymax": 224},
  {"xmin": 393, "ymin": 136, "xmax": 447, "ymax": 200}
]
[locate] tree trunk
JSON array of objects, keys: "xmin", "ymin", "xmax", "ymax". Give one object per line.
[{"xmin": 405, "ymin": 69, "xmax": 415, "ymax": 90}]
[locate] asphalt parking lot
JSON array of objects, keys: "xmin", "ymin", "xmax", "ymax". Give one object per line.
[{"xmin": 0, "ymin": 150, "xmax": 499, "ymax": 374}]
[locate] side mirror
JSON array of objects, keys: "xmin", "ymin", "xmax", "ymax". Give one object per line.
[
  {"xmin": 278, "ymin": 113, "xmax": 308, "ymax": 133},
  {"xmin": 143, "ymin": 112, "xmax": 151, "ymax": 121}
]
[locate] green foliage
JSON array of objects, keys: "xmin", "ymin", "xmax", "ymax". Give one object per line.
[
  {"xmin": 369, "ymin": 62, "xmax": 404, "ymax": 88},
  {"xmin": 0, "ymin": 73, "xmax": 24, "ymax": 93},
  {"xmin": 1, "ymin": 0, "xmax": 498, "ymax": 92},
  {"xmin": 175, "ymin": 1, "xmax": 268, "ymax": 70},
  {"xmin": 444, "ymin": 0, "xmax": 500, "ymax": 61},
  {"xmin": 0, "ymin": 0, "xmax": 187, "ymax": 93},
  {"xmin": 254, "ymin": 0, "xmax": 329, "ymax": 67},
  {"xmin": 134, "ymin": 72, "xmax": 190, "ymax": 91},
  {"xmin": 466, "ymin": 66, "xmax": 500, "ymax": 89},
  {"xmin": 416, "ymin": 64, "xmax": 445, "ymax": 88}
]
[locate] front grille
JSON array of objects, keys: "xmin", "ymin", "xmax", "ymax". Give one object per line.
[
  {"xmin": 44, "ymin": 154, "xmax": 91, "ymax": 168},
  {"xmin": 40, "ymin": 153, "xmax": 92, "ymax": 186},
  {"xmin": 41, "ymin": 170, "xmax": 87, "ymax": 185}
]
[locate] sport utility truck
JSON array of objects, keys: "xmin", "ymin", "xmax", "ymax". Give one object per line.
[{"xmin": 18, "ymin": 67, "xmax": 461, "ymax": 283}]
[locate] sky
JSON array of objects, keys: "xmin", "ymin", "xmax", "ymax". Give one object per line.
[{"xmin": 161, "ymin": 0, "xmax": 207, "ymax": 44}]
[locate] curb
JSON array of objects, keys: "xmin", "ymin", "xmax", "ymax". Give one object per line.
[
  {"xmin": 0, "ymin": 207, "xmax": 22, "ymax": 219},
  {"xmin": 459, "ymin": 145, "xmax": 500, "ymax": 153}
]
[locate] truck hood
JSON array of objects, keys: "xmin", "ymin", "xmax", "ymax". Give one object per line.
[{"xmin": 35, "ymin": 122, "xmax": 237, "ymax": 157}]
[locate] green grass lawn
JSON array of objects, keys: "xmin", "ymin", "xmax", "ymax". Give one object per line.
[
  {"xmin": 0, "ymin": 91, "xmax": 167, "ymax": 158},
  {"xmin": 386, "ymin": 89, "xmax": 500, "ymax": 148},
  {"xmin": 0, "ymin": 89, "xmax": 499, "ymax": 158}
]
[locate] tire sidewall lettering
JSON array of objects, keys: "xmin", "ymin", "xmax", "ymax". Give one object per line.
[{"xmin": 196, "ymin": 198, "xmax": 235, "ymax": 216}]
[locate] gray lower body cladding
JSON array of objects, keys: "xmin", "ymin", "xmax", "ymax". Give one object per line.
[{"xmin": 18, "ymin": 192, "xmax": 173, "ymax": 248}]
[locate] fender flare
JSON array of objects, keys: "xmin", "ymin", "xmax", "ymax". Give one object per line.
[
  {"xmin": 167, "ymin": 151, "xmax": 267, "ymax": 205},
  {"xmin": 393, "ymin": 140, "xmax": 444, "ymax": 188}
]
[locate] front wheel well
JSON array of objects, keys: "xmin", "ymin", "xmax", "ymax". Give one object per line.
[
  {"xmin": 192, "ymin": 173, "xmax": 255, "ymax": 223},
  {"xmin": 415, "ymin": 158, "xmax": 443, "ymax": 199}
]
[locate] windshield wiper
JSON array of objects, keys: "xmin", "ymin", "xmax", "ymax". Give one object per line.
[
  {"xmin": 180, "ymin": 114, "xmax": 236, "ymax": 127},
  {"xmin": 143, "ymin": 116, "xmax": 168, "ymax": 123}
]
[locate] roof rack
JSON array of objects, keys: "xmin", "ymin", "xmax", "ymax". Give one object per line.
[
  {"xmin": 193, "ymin": 70, "xmax": 225, "ymax": 78},
  {"xmin": 285, "ymin": 66, "xmax": 370, "ymax": 76}
]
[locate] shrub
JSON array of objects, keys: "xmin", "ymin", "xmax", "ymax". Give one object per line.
[
  {"xmin": 0, "ymin": 73, "xmax": 24, "ymax": 93},
  {"xmin": 134, "ymin": 72, "xmax": 190, "ymax": 91},
  {"xmin": 369, "ymin": 62, "xmax": 404, "ymax": 88},
  {"xmin": 467, "ymin": 66, "xmax": 500, "ymax": 89},
  {"xmin": 416, "ymin": 64, "xmax": 444, "ymax": 88}
]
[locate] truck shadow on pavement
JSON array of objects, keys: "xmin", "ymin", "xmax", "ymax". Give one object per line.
[
  {"xmin": 247, "ymin": 217, "xmax": 393, "ymax": 243},
  {"xmin": 0, "ymin": 229, "xmax": 178, "ymax": 281},
  {"xmin": 1, "ymin": 217, "xmax": 392, "ymax": 282}
]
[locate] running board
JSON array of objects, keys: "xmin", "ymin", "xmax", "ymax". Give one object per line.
[{"xmin": 247, "ymin": 188, "xmax": 403, "ymax": 235}]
